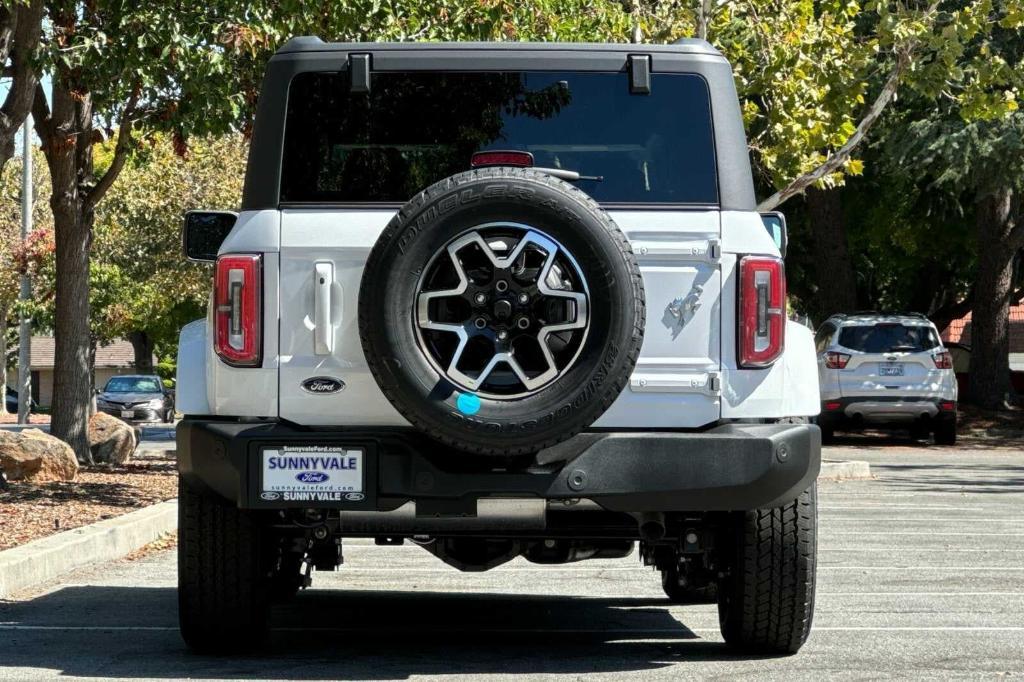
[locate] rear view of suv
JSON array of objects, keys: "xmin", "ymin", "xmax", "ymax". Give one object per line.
[
  {"xmin": 176, "ymin": 38, "xmax": 822, "ymax": 656},
  {"xmin": 815, "ymin": 313, "xmax": 957, "ymax": 444}
]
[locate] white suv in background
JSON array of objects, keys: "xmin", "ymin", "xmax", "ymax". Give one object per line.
[{"xmin": 815, "ymin": 313, "xmax": 957, "ymax": 444}]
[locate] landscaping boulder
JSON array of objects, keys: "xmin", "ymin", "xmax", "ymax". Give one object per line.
[
  {"xmin": 88, "ymin": 412, "xmax": 138, "ymax": 465},
  {"xmin": 0, "ymin": 428, "xmax": 79, "ymax": 482}
]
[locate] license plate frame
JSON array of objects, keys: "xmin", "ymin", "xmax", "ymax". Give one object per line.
[
  {"xmin": 259, "ymin": 446, "xmax": 367, "ymax": 504},
  {"xmin": 879, "ymin": 364, "xmax": 904, "ymax": 377}
]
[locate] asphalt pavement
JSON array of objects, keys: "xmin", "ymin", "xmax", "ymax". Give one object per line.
[{"xmin": 1, "ymin": 436, "xmax": 1022, "ymax": 680}]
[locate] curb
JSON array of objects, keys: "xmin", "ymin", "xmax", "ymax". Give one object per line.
[
  {"xmin": 819, "ymin": 459, "xmax": 872, "ymax": 481},
  {"xmin": 0, "ymin": 499, "xmax": 178, "ymax": 599}
]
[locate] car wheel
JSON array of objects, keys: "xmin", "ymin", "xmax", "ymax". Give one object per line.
[
  {"xmin": 934, "ymin": 416, "xmax": 957, "ymax": 446},
  {"xmin": 717, "ymin": 483, "xmax": 817, "ymax": 655},
  {"xmin": 178, "ymin": 476, "xmax": 272, "ymax": 653},
  {"xmin": 359, "ymin": 167, "xmax": 645, "ymax": 456}
]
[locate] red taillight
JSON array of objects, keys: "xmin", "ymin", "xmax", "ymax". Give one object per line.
[
  {"xmin": 214, "ymin": 254, "xmax": 262, "ymax": 367},
  {"xmin": 471, "ymin": 150, "xmax": 534, "ymax": 168},
  {"xmin": 825, "ymin": 351, "xmax": 851, "ymax": 369},
  {"xmin": 939, "ymin": 400, "xmax": 956, "ymax": 412},
  {"xmin": 738, "ymin": 256, "xmax": 786, "ymax": 368},
  {"xmin": 933, "ymin": 350, "xmax": 953, "ymax": 369},
  {"xmin": 824, "ymin": 401, "xmax": 843, "ymax": 411}
]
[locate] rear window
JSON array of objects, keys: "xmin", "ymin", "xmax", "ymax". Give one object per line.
[
  {"xmin": 280, "ymin": 71, "xmax": 718, "ymax": 205},
  {"xmin": 837, "ymin": 324, "xmax": 940, "ymax": 353},
  {"xmin": 104, "ymin": 377, "xmax": 162, "ymax": 393}
]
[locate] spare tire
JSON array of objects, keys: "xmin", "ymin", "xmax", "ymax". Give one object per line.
[{"xmin": 359, "ymin": 167, "xmax": 644, "ymax": 456}]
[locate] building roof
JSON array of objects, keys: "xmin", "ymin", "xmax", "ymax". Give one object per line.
[
  {"xmin": 29, "ymin": 336, "xmax": 142, "ymax": 369},
  {"xmin": 942, "ymin": 294, "xmax": 1024, "ymax": 352}
]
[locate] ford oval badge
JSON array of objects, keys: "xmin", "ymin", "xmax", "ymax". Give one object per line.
[
  {"xmin": 296, "ymin": 471, "xmax": 329, "ymax": 484},
  {"xmin": 301, "ymin": 376, "xmax": 345, "ymax": 394}
]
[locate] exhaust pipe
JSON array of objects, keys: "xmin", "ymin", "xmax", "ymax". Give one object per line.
[
  {"xmin": 338, "ymin": 499, "xmax": 546, "ymax": 533},
  {"xmin": 638, "ymin": 512, "xmax": 666, "ymax": 542}
]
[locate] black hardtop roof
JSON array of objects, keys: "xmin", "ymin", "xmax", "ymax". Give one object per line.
[
  {"xmin": 275, "ymin": 36, "xmax": 723, "ymax": 59},
  {"xmin": 242, "ymin": 35, "xmax": 754, "ymax": 211}
]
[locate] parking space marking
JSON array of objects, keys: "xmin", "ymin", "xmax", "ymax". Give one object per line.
[
  {"xmin": 3, "ymin": 625, "xmax": 1023, "ymax": 634},
  {"xmin": 339, "ymin": 545, "xmax": 1024, "ymax": 553},
  {"xmin": 821, "ymin": 517, "xmax": 1024, "ymax": 522},
  {"xmin": 819, "ymin": 501, "xmax": 978, "ymax": 507},
  {"xmin": 817, "ymin": 592, "xmax": 1024, "ymax": 596},
  {"xmin": 819, "ymin": 566, "xmax": 1024, "ymax": 571},
  {"xmin": 829, "ymin": 531, "xmax": 1024, "ymax": 536}
]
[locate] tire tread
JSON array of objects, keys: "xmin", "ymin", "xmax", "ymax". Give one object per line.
[{"xmin": 719, "ymin": 484, "xmax": 817, "ymax": 654}]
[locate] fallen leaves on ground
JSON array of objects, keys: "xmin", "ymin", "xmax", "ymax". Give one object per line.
[
  {"xmin": 124, "ymin": 531, "xmax": 178, "ymax": 561},
  {"xmin": 0, "ymin": 413, "xmax": 52, "ymax": 425},
  {"xmin": 0, "ymin": 449, "xmax": 176, "ymax": 551}
]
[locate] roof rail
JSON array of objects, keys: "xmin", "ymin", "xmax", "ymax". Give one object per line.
[{"xmin": 835, "ymin": 310, "xmax": 932, "ymax": 320}]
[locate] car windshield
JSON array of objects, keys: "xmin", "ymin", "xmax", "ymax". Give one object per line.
[
  {"xmin": 837, "ymin": 324, "xmax": 940, "ymax": 353},
  {"xmin": 281, "ymin": 71, "xmax": 718, "ymax": 205},
  {"xmin": 104, "ymin": 377, "xmax": 162, "ymax": 393}
]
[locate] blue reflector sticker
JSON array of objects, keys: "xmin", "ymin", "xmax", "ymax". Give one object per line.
[{"xmin": 456, "ymin": 392, "xmax": 481, "ymax": 415}]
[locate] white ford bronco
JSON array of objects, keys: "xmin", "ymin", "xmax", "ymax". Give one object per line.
[{"xmin": 176, "ymin": 38, "xmax": 822, "ymax": 654}]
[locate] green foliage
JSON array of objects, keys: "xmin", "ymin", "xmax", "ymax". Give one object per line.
[
  {"xmin": 91, "ymin": 134, "xmax": 248, "ymax": 360},
  {"xmin": 888, "ymin": 0, "xmax": 1024, "ymax": 199}
]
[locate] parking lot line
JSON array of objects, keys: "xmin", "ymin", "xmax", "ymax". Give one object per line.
[
  {"xmin": 818, "ymin": 566, "xmax": 1024, "ymax": 570},
  {"xmin": 3, "ymin": 625, "xmax": 1022, "ymax": 634},
  {"xmin": 822, "ymin": 517, "xmax": 1024, "ymax": 523},
  {"xmin": 339, "ymin": 545, "xmax": 1024, "ymax": 553},
  {"xmin": 815, "ymin": 501, "xmax": 983, "ymax": 507},
  {"xmin": 829, "ymin": 531, "xmax": 1024, "ymax": 536}
]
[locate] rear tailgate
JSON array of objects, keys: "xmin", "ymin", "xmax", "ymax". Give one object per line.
[
  {"xmin": 277, "ymin": 208, "xmax": 722, "ymax": 428},
  {"xmin": 839, "ymin": 352, "xmax": 944, "ymax": 399}
]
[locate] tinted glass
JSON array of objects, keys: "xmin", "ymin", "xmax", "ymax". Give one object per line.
[
  {"xmin": 104, "ymin": 377, "xmax": 163, "ymax": 393},
  {"xmin": 184, "ymin": 211, "xmax": 236, "ymax": 261},
  {"xmin": 837, "ymin": 324, "xmax": 940, "ymax": 353},
  {"xmin": 281, "ymin": 71, "xmax": 718, "ymax": 204}
]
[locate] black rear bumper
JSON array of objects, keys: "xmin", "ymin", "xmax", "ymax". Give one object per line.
[{"xmin": 177, "ymin": 420, "xmax": 820, "ymax": 513}]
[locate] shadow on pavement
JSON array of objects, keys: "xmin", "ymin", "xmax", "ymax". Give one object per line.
[{"xmin": 0, "ymin": 586, "xmax": 772, "ymax": 678}]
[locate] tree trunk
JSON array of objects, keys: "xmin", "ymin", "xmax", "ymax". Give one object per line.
[
  {"xmin": 127, "ymin": 330, "xmax": 155, "ymax": 373},
  {"xmin": 0, "ymin": 306, "xmax": 7, "ymax": 414},
  {"xmin": 806, "ymin": 186, "xmax": 859, "ymax": 319},
  {"xmin": 968, "ymin": 188, "xmax": 1017, "ymax": 409},
  {"xmin": 696, "ymin": 0, "xmax": 714, "ymax": 40},
  {"xmin": 44, "ymin": 81, "xmax": 95, "ymax": 463}
]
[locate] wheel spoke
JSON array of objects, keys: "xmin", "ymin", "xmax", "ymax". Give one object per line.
[{"xmin": 413, "ymin": 224, "xmax": 590, "ymax": 398}]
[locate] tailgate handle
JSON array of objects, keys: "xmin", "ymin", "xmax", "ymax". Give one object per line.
[{"xmin": 314, "ymin": 262, "xmax": 334, "ymax": 355}]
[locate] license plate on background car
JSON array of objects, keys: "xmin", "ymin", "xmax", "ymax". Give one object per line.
[
  {"xmin": 120, "ymin": 410, "xmax": 134, "ymax": 418},
  {"xmin": 261, "ymin": 447, "xmax": 364, "ymax": 502},
  {"xmin": 879, "ymin": 364, "xmax": 904, "ymax": 376}
]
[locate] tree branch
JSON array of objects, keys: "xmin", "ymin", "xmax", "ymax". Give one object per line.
[
  {"xmin": 0, "ymin": 0, "xmax": 43, "ymax": 170},
  {"xmin": 930, "ymin": 289, "xmax": 974, "ymax": 333},
  {"xmin": 757, "ymin": 51, "xmax": 910, "ymax": 212},
  {"xmin": 30, "ymin": 80, "xmax": 52, "ymax": 149},
  {"xmin": 84, "ymin": 87, "xmax": 140, "ymax": 212},
  {"xmin": 1008, "ymin": 215, "xmax": 1024, "ymax": 251}
]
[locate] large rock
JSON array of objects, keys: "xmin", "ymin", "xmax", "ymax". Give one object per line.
[
  {"xmin": 88, "ymin": 412, "xmax": 138, "ymax": 465},
  {"xmin": 0, "ymin": 428, "xmax": 79, "ymax": 482}
]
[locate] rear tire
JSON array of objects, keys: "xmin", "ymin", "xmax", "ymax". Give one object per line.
[
  {"xmin": 178, "ymin": 476, "xmax": 272, "ymax": 653},
  {"xmin": 934, "ymin": 416, "xmax": 957, "ymax": 446},
  {"xmin": 717, "ymin": 483, "xmax": 817, "ymax": 655}
]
